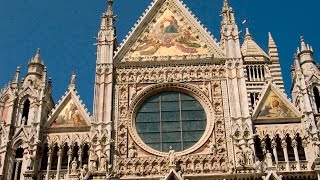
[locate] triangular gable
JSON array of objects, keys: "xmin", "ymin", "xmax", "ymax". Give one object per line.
[
  {"xmin": 164, "ymin": 169, "xmax": 183, "ymax": 180},
  {"xmin": 46, "ymin": 88, "xmax": 90, "ymax": 130},
  {"xmin": 265, "ymin": 171, "xmax": 282, "ymax": 180},
  {"xmin": 241, "ymin": 32, "xmax": 268, "ymax": 60},
  {"xmin": 252, "ymin": 83, "xmax": 301, "ymax": 121},
  {"xmin": 306, "ymin": 74, "xmax": 320, "ymax": 84},
  {"xmin": 114, "ymin": 0, "xmax": 225, "ymax": 63}
]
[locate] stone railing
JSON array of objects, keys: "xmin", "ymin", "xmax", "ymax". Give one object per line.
[
  {"xmin": 277, "ymin": 160, "xmax": 309, "ymax": 172},
  {"xmin": 39, "ymin": 170, "xmax": 68, "ymax": 180}
]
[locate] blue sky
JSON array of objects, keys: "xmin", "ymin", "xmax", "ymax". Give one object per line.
[{"xmin": 0, "ymin": 0, "xmax": 319, "ymax": 112}]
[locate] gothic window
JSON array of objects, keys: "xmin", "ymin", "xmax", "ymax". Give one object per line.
[
  {"xmin": 11, "ymin": 147, "xmax": 24, "ymax": 180},
  {"xmin": 296, "ymin": 134, "xmax": 306, "ymax": 160},
  {"xmin": 265, "ymin": 135, "xmax": 274, "ymax": 161},
  {"xmin": 82, "ymin": 144, "xmax": 90, "ymax": 167},
  {"xmin": 40, "ymin": 144, "xmax": 49, "ymax": 170},
  {"xmin": 61, "ymin": 143, "xmax": 69, "ymax": 169},
  {"xmin": 286, "ymin": 134, "xmax": 295, "ymax": 161},
  {"xmin": 135, "ymin": 92, "xmax": 206, "ymax": 152},
  {"xmin": 22, "ymin": 99, "xmax": 30, "ymax": 125},
  {"xmin": 313, "ymin": 87, "xmax": 320, "ymax": 113},
  {"xmin": 275, "ymin": 135, "xmax": 285, "ymax": 161},
  {"xmin": 51, "ymin": 144, "xmax": 59, "ymax": 170},
  {"xmin": 254, "ymin": 136, "xmax": 264, "ymax": 161}
]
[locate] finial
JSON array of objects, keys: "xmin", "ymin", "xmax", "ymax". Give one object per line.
[
  {"xmin": 244, "ymin": 28, "xmax": 252, "ymax": 40},
  {"xmin": 69, "ymin": 71, "xmax": 76, "ymax": 89},
  {"xmin": 300, "ymin": 36, "xmax": 304, "ymax": 43},
  {"xmin": 106, "ymin": 0, "xmax": 114, "ymax": 16},
  {"xmin": 12, "ymin": 66, "xmax": 21, "ymax": 87},
  {"xmin": 300, "ymin": 36, "xmax": 307, "ymax": 51},
  {"xmin": 37, "ymin": 48, "xmax": 40, "ymax": 55}
]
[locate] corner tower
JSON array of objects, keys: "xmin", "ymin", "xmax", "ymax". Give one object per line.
[{"xmin": 92, "ymin": 0, "xmax": 117, "ymax": 170}]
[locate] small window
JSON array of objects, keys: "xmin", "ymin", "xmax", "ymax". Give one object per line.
[{"xmin": 22, "ymin": 99, "xmax": 30, "ymax": 125}]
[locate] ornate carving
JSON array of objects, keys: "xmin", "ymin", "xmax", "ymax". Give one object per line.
[{"xmin": 116, "ymin": 65, "xmax": 225, "ymax": 84}]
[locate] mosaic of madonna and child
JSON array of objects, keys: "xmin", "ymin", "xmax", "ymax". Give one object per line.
[{"xmin": 132, "ymin": 9, "xmax": 207, "ymax": 57}]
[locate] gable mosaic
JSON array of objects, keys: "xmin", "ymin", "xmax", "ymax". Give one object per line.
[
  {"xmin": 130, "ymin": 9, "xmax": 208, "ymax": 57},
  {"xmin": 50, "ymin": 99, "xmax": 86, "ymax": 128},
  {"xmin": 258, "ymin": 91, "xmax": 295, "ymax": 119}
]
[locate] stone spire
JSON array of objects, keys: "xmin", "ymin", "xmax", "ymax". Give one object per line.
[
  {"xmin": 29, "ymin": 48, "xmax": 43, "ymax": 65},
  {"xmin": 297, "ymin": 36, "xmax": 314, "ymax": 65},
  {"xmin": 221, "ymin": 0, "xmax": 235, "ymax": 25},
  {"xmin": 220, "ymin": 0, "xmax": 241, "ymax": 58},
  {"xmin": 101, "ymin": 0, "xmax": 115, "ymax": 29},
  {"xmin": 27, "ymin": 48, "xmax": 45, "ymax": 76},
  {"xmin": 11, "ymin": 66, "xmax": 21, "ymax": 88},
  {"xmin": 241, "ymin": 28, "xmax": 268, "ymax": 59},
  {"xmin": 268, "ymin": 32, "xmax": 279, "ymax": 61}
]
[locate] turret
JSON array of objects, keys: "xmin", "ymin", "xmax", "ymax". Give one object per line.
[
  {"xmin": 296, "ymin": 37, "xmax": 319, "ymax": 78},
  {"xmin": 220, "ymin": 0, "xmax": 241, "ymax": 58}
]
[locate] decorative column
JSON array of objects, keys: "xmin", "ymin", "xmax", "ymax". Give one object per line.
[
  {"xmin": 281, "ymin": 139, "xmax": 290, "ymax": 171},
  {"xmin": 271, "ymin": 140, "xmax": 279, "ymax": 165},
  {"xmin": 56, "ymin": 146, "xmax": 63, "ymax": 180},
  {"xmin": 45, "ymin": 147, "xmax": 53, "ymax": 180},
  {"xmin": 67, "ymin": 145, "xmax": 73, "ymax": 177},
  {"xmin": 78, "ymin": 145, "xmax": 83, "ymax": 169},
  {"xmin": 292, "ymin": 139, "xmax": 301, "ymax": 170}
]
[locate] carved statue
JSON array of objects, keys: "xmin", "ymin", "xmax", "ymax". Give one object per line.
[
  {"xmin": 80, "ymin": 164, "xmax": 90, "ymax": 180},
  {"xmin": 265, "ymin": 150, "xmax": 273, "ymax": 167},
  {"xmin": 236, "ymin": 150, "xmax": 245, "ymax": 166},
  {"xmin": 169, "ymin": 146, "xmax": 176, "ymax": 166},
  {"xmin": 208, "ymin": 143, "xmax": 217, "ymax": 155},
  {"xmin": 253, "ymin": 161, "xmax": 262, "ymax": 174},
  {"xmin": 128, "ymin": 142, "xmax": 137, "ymax": 158},
  {"xmin": 90, "ymin": 153, "xmax": 99, "ymax": 172},
  {"xmin": 100, "ymin": 154, "xmax": 108, "ymax": 171},
  {"xmin": 26, "ymin": 153, "xmax": 34, "ymax": 170},
  {"xmin": 245, "ymin": 146, "xmax": 254, "ymax": 165},
  {"xmin": 71, "ymin": 157, "xmax": 78, "ymax": 174},
  {"xmin": 227, "ymin": 161, "xmax": 235, "ymax": 174}
]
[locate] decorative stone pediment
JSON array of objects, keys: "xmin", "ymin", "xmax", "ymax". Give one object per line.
[
  {"xmin": 114, "ymin": 0, "xmax": 225, "ymax": 63},
  {"xmin": 46, "ymin": 88, "xmax": 90, "ymax": 130},
  {"xmin": 252, "ymin": 83, "xmax": 301, "ymax": 122},
  {"xmin": 164, "ymin": 169, "xmax": 183, "ymax": 180}
]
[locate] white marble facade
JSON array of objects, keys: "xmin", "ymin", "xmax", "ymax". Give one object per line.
[{"xmin": 1, "ymin": 0, "xmax": 320, "ymax": 180}]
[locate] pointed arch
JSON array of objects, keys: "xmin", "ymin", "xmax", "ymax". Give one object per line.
[
  {"xmin": 313, "ymin": 86, "xmax": 320, "ymax": 113},
  {"xmin": 254, "ymin": 135, "xmax": 264, "ymax": 161},
  {"xmin": 10, "ymin": 142, "xmax": 24, "ymax": 180},
  {"xmin": 22, "ymin": 99, "xmax": 30, "ymax": 125}
]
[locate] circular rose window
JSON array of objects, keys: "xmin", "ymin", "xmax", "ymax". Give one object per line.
[{"xmin": 135, "ymin": 92, "xmax": 206, "ymax": 152}]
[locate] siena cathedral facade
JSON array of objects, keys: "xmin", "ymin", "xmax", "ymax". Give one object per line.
[{"xmin": 1, "ymin": 0, "xmax": 320, "ymax": 179}]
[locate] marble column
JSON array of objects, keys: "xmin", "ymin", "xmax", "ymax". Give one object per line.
[
  {"xmin": 78, "ymin": 145, "xmax": 83, "ymax": 169},
  {"xmin": 56, "ymin": 147, "xmax": 63, "ymax": 180},
  {"xmin": 292, "ymin": 139, "xmax": 301, "ymax": 170},
  {"xmin": 45, "ymin": 148, "xmax": 53, "ymax": 180},
  {"xmin": 281, "ymin": 139, "xmax": 290, "ymax": 171},
  {"xmin": 67, "ymin": 146, "xmax": 73, "ymax": 176},
  {"xmin": 271, "ymin": 140, "xmax": 279, "ymax": 165}
]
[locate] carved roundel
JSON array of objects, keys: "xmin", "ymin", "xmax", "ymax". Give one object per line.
[{"xmin": 127, "ymin": 83, "xmax": 215, "ymax": 157}]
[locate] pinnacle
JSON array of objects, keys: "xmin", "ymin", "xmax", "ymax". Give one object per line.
[
  {"xmin": 268, "ymin": 32, "xmax": 277, "ymax": 48},
  {"xmin": 300, "ymin": 36, "xmax": 308, "ymax": 51}
]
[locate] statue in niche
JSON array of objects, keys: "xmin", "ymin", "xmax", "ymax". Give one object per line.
[
  {"xmin": 100, "ymin": 154, "xmax": 108, "ymax": 171},
  {"xmin": 245, "ymin": 146, "xmax": 254, "ymax": 165},
  {"xmin": 265, "ymin": 150, "xmax": 273, "ymax": 167},
  {"xmin": 71, "ymin": 157, "xmax": 78, "ymax": 174},
  {"xmin": 128, "ymin": 142, "xmax": 137, "ymax": 158},
  {"xmin": 236, "ymin": 149, "xmax": 246, "ymax": 166},
  {"xmin": 80, "ymin": 164, "xmax": 90, "ymax": 180},
  {"xmin": 26, "ymin": 153, "xmax": 35, "ymax": 170},
  {"xmin": 208, "ymin": 142, "xmax": 217, "ymax": 155},
  {"xmin": 90, "ymin": 153, "xmax": 99, "ymax": 172},
  {"xmin": 168, "ymin": 146, "xmax": 176, "ymax": 166}
]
